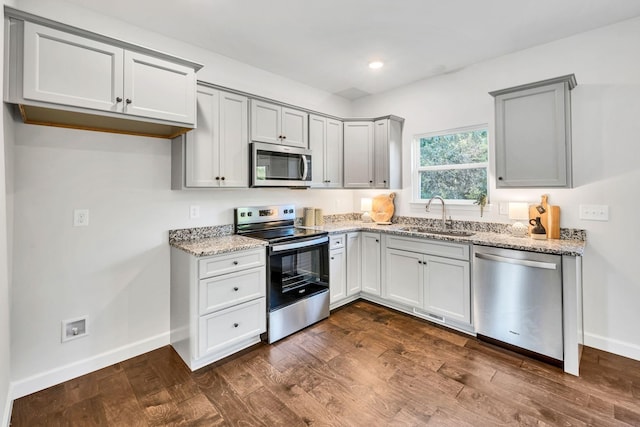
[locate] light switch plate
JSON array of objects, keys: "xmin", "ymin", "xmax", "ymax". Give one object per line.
[{"xmin": 579, "ymin": 204, "xmax": 609, "ymax": 221}]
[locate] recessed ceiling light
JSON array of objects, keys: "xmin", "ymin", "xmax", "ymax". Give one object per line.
[{"xmin": 368, "ymin": 61, "xmax": 384, "ymax": 69}]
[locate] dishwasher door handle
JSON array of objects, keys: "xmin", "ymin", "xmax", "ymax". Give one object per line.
[{"xmin": 475, "ymin": 252, "xmax": 557, "ymax": 270}]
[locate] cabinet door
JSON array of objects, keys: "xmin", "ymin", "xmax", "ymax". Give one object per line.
[
  {"xmin": 329, "ymin": 247, "xmax": 347, "ymax": 303},
  {"xmin": 343, "ymin": 121, "xmax": 374, "ymax": 188},
  {"xmin": 218, "ymin": 91, "xmax": 249, "ymax": 187},
  {"xmin": 361, "ymin": 232, "xmax": 381, "ymax": 295},
  {"xmin": 22, "ymin": 22, "xmax": 123, "ymax": 112},
  {"xmin": 325, "ymin": 119, "xmax": 344, "ymax": 188},
  {"xmin": 251, "ymin": 100, "xmax": 281, "ymax": 144},
  {"xmin": 281, "ymin": 107, "xmax": 308, "ymax": 148},
  {"xmin": 346, "ymin": 232, "xmax": 362, "ymax": 295},
  {"xmin": 384, "ymin": 249, "xmax": 424, "ymax": 307},
  {"xmin": 185, "ymin": 87, "xmax": 219, "ymax": 187},
  {"xmin": 373, "ymin": 119, "xmax": 390, "ymax": 188},
  {"xmin": 123, "ymin": 50, "xmax": 196, "ymax": 124},
  {"xmin": 309, "ymin": 115, "xmax": 326, "ymax": 187},
  {"xmin": 423, "ymin": 256, "xmax": 471, "ymax": 325},
  {"xmin": 495, "ymin": 82, "xmax": 570, "ymax": 187}
]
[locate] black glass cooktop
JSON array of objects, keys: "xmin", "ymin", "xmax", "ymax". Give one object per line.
[{"xmin": 241, "ymin": 227, "xmax": 327, "ymax": 244}]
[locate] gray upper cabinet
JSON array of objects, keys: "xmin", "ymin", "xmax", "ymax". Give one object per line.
[
  {"xmin": 490, "ymin": 74, "xmax": 576, "ymax": 188},
  {"xmin": 250, "ymin": 99, "xmax": 308, "ymax": 148},
  {"xmin": 310, "ymin": 115, "xmax": 343, "ymax": 188},
  {"xmin": 4, "ymin": 11, "xmax": 202, "ymax": 138},
  {"xmin": 343, "ymin": 117, "xmax": 402, "ymax": 189},
  {"xmin": 343, "ymin": 121, "xmax": 374, "ymax": 188},
  {"xmin": 172, "ymin": 85, "xmax": 249, "ymax": 189}
]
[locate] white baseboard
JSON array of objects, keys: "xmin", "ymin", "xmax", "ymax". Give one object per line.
[
  {"xmin": 11, "ymin": 332, "xmax": 169, "ymax": 400},
  {"xmin": 1, "ymin": 384, "xmax": 12, "ymax": 427},
  {"xmin": 584, "ymin": 332, "xmax": 640, "ymax": 362}
]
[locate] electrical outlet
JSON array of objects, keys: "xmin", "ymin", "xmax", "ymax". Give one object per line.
[
  {"xmin": 189, "ymin": 205, "xmax": 200, "ymax": 219},
  {"xmin": 73, "ymin": 209, "xmax": 89, "ymax": 226},
  {"xmin": 61, "ymin": 316, "xmax": 88, "ymax": 342},
  {"xmin": 579, "ymin": 204, "xmax": 609, "ymax": 221},
  {"xmin": 499, "ymin": 202, "xmax": 508, "ymax": 215}
]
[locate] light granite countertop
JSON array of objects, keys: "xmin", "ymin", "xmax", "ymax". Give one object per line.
[
  {"xmin": 169, "ymin": 219, "xmax": 585, "ymax": 257},
  {"xmin": 305, "ymin": 221, "xmax": 586, "ymax": 256},
  {"xmin": 170, "ymin": 234, "xmax": 267, "ymax": 257}
]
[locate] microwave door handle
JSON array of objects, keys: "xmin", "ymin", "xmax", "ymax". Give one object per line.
[{"xmin": 300, "ymin": 155, "xmax": 309, "ymax": 179}]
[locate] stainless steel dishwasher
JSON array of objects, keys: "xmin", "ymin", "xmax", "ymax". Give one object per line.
[{"xmin": 473, "ymin": 246, "xmax": 563, "ymax": 364}]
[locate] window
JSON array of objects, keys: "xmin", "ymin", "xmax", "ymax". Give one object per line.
[{"xmin": 413, "ymin": 125, "xmax": 488, "ymax": 203}]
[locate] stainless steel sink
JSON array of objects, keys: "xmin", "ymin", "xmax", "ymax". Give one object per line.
[{"xmin": 399, "ymin": 226, "xmax": 475, "ymax": 237}]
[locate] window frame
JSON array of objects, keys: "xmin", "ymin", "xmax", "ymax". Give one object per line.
[{"xmin": 412, "ymin": 124, "xmax": 489, "ymax": 205}]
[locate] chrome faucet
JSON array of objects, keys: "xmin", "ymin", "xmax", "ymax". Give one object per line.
[{"xmin": 425, "ymin": 195, "xmax": 450, "ymax": 230}]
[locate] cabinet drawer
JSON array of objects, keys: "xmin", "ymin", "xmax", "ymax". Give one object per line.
[
  {"xmin": 198, "ymin": 298, "xmax": 266, "ymax": 358},
  {"xmin": 385, "ymin": 236, "xmax": 469, "ymax": 261},
  {"xmin": 198, "ymin": 248, "xmax": 265, "ymax": 279},
  {"xmin": 199, "ymin": 266, "xmax": 265, "ymax": 315},
  {"xmin": 330, "ymin": 234, "xmax": 345, "ymax": 249}
]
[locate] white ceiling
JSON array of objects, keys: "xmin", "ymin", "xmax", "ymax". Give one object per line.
[{"xmin": 62, "ymin": 0, "xmax": 640, "ymax": 100}]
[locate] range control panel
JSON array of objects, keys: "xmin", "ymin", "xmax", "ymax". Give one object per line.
[{"xmin": 235, "ymin": 204, "xmax": 296, "ymax": 225}]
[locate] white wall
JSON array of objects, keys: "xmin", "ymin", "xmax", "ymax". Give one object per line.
[
  {"xmin": 352, "ymin": 17, "xmax": 640, "ymax": 360},
  {"xmin": 7, "ymin": 0, "xmax": 354, "ymax": 398}
]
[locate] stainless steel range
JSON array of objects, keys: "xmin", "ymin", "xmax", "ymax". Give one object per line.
[{"xmin": 235, "ymin": 204, "xmax": 330, "ymax": 343}]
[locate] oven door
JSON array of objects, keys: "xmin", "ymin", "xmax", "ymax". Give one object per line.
[
  {"xmin": 251, "ymin": 142, "xmax": 312, "ymax": 187},
  {"xmin": 268, "ymin": 235, "xmax": 329, "ymax": 311}
]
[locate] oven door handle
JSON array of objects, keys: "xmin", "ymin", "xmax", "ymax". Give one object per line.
[
  {"xmin": 300, "ymin": 155, "xmax": 309, "ymax": 180},
  {"xmin": 271, "ymin": 235, "xmax": 328, "ymax": 252}
]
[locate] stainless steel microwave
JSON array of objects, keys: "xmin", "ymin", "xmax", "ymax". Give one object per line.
[{"xmin": 251, "ymin": 142, "xmax": 312, "ymax": 187}]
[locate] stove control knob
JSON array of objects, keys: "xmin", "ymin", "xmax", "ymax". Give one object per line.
[
  {"xmin": 240, "ymin": 212, "xmax": 246, "ymax": 217},
  {"xmin": 247, "ymin": 212, "xmax": 253, "ymax": 216}
]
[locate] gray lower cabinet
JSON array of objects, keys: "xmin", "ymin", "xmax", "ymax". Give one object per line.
[
  {"xmin": 329, "ymin": 235, "xmax": 347, "ymax": 304},
  {"xmin": 382, "ymin": 235, "xmax": 472, "ymax": 331},
  {"xmin": 329, "ymin": 232, "xmax": 362, "ymax": 309},
  {"xmin": 361, "ymin": 232, "xmax": 382, "ymax": 295},
  {"xmin": 170, "ymin": 247, "xmax": 266, "ymax": 370},
  {"xmin": 490, "ymin": 74, "xmax": 576, "ymax": 188}
]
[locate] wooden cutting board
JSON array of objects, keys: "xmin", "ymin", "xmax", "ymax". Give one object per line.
[
  {"xmin": 528, "ymin": 195, "xmax": 561, "ymax": 238},
  {"xmin": 547, "ymin": 205, "xmax": 561, "ymax": 239},
  {"xmin": 371, "ymin": 193, "xmax": 396, "ymax": 223}
]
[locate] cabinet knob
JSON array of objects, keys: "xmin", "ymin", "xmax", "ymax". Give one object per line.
[
  {"xmin": 498, "ymin": 176, "xmax": 503, "ymax": 181},
  {"xmin": 221, "ymin": 177, "xmax": 225, "ymax": 181},
  {"xmin": 233, "ymin": 261, "xmax": 239, "ymax": 265},
  {"xmin": 369, "ymin": 180, "xmax": 373, "ymax": 184},
  {"xmin": 331, "ymin": 257, "xmax": 334, "ymax": 260},
  {"xmin": 233, "ymin": 323, "xmax": 239, "ymax": 328},
  {"xmin": 383, "ymin": 180, "xmax": 387, "ymax": 183},
  {"xmin": 215, "ymin": 176, "xmax": 220, "ymax": 180},
  {"xmin": 233, "ymin": 287, "xmax": 239, "ymax": 291},
  {"xmin": 418, "ymin": 260, "xmax": 422, "ymax": 264},
  {"xmin": 375, "ymin": 239, "xmax": 379, "ymax": 243},
  {"xmin": 125, "ymin": 98, "xmax": 132, "ymax": 104},
  {"xmin": 282, "ymin": 135, "xmax": 286, "ymax": 140},
  {"xmin": 116, "ymin": 97, "xmax": 122, "ymax": 103}
]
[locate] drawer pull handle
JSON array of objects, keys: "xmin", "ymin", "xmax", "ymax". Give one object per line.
[
  {"xmin": 233, "ymin": 261, "xmax": 239, "ymax": 265},
  {"xmin": 233, "ymin": 323, "xmax": 239, "ymax": 328},
  {"xmin": 233, "ymin": 287, "xmax": 239, "ymax": 291}
]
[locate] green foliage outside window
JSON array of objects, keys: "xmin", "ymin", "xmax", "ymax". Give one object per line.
[{"xmin": 416, "ymin": 128, "xmax": 488, "ymax": 201}]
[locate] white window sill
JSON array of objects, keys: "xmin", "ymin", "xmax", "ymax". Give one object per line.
[{"xmin": 408, "ymin": 201, "xmax": 493, "ymax": 213}]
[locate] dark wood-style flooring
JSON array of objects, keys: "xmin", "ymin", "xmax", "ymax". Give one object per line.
[{"xmin": 10, "ymin": 301, "xmax": 640, "ymax": 426}]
